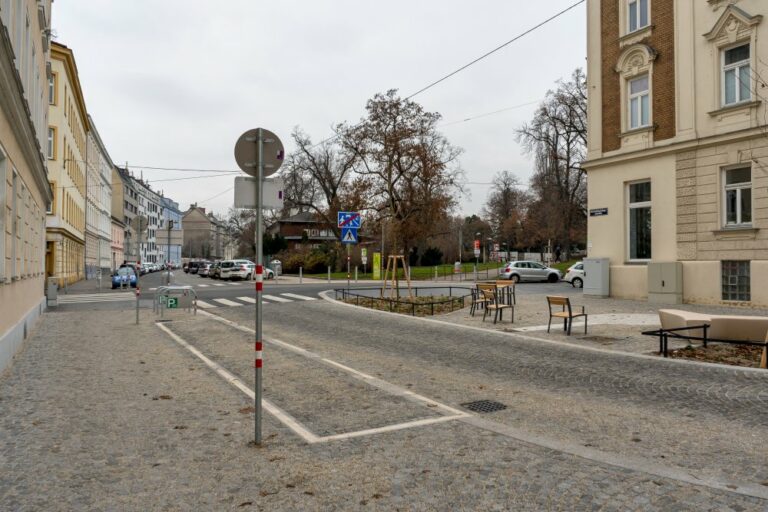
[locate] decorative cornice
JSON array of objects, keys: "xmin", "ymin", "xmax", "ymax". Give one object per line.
[
  {"xmin": 704, "ymin": 5, "xmax": 762, "ymax": 41},
  {"xmin": 615, "ymin": 44, "xmax": 657, "ymax": 76}
]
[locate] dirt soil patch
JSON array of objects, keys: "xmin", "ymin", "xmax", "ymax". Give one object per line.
[
  {"xmin": 343, "ymin": 295, "xmax": 468, "ymax": 316},
  {"xmin": 669, "ymin": 344, "xmax": 766, "ymax": 369}
]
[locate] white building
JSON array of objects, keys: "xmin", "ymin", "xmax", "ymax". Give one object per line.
[
  {"xmin": 131, "ymin": 175, "xmax": 162, "ymax": 265},
  {"xmin": 85, "ymin": 116, "xmax": 112, "ymax": 277}
]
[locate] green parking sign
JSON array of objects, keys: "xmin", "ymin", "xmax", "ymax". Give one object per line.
[{"xmin": 167, "ymin": 297, "xmax": 179, "ymax": 309}]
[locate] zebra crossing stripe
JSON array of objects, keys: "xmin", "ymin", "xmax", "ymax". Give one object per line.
[
  {"xmin": 237, "ymin": 296, "xmax": 257, "ymax": 304},
  {"xmin": 195, "ymin": 300, "xmax": 217, "ymax": 309},
  {"xmin": 198, "ymin": 284, "xmax": 209, "ymax": 288},
  {"xmin": 213, "ymin": 298, "xmax": 242, "ymax": 307},
  {"xmin": 58, "ymin": 293, "xmax": 134, "ymax": 304},
  {"xmin": 213, "ymin": 283, "xmax": 226, "ymax": 287},
  {"xmin": 281, "ymin": 293, "xmax": 316, "ymax": 301},
  {"xmin": 262, "ymin": 294, "xmax": 292, "ymax": 303}
]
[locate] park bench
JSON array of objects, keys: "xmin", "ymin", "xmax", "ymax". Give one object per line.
[
  {"xmin": 642, "ymin": 309, "xmax": 768, "ymax": 368},
  {"xmin": 546, "ymin": 296, "xmax": 587, "ymax": 335}
]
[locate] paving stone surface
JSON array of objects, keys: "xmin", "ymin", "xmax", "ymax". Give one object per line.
[{"xmin": 0, "ymin": 307, "xmax": 767, "ymax": 510}]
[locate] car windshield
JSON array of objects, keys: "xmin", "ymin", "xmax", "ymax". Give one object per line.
[
  {"xmin": 221, "ymin": 262, "xmax": 235, "ymax": 268},
  {"xmin": 116, "ymin": 268, "xmax": 134, "ymax": 277}
]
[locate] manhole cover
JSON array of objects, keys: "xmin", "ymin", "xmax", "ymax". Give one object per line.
[{"xmin": 461, "ymin": 400, "xmax": 507, "ymax": 414}]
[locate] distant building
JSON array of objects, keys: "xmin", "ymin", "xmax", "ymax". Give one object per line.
[
  {"xmin": 46, "ymin": 41, "xmax": 90, "ymax": 284},
  {"xmin": 110, "ymin": 216, "xmax": 125, "ymax": 270},
  {"xmin": 85, "ymin": 116, "xmax": 112, "ymax": 277},
  {"xmin": 159, "ymin": 196, "xmax": 183, "ymax": 266},
  {"xmin": 584, "ymin": 0, "xmax": 768, "ymax": 305},
  {"xmin": 111, "ymin": 166, "xmax": 138, "ymax": 262},
  {"xmin": 0, "ymin": 0, "xmax": 54, "ymax": 370},
  {"xmin": 132, "ymin": 175, "xmax": 162, "ymax": 264},
  {"xmin": 182, "ymin": 203, "xmax": 229, "ymax": 260},
  {"xmin": 267, "ymin": 211, "xmax": 337, "ymax": 252}
]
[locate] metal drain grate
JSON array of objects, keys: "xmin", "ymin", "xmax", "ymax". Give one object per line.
[{"xmin": 461, "ymin": 400, "xmax": 507, "ymax": 414}]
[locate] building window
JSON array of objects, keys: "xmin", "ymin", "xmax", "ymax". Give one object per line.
[
  {"xmin": 627, "ymin": 181, "xmax": 651, "ymax": 261},
  {"xmin": 723, "ymin": 167, "xmax": 751, "ymax": 226},
  {"xmin": 47, "ymin": 127, "xmax": 55, "ymax": 159},
  {"xmin": 48, "ymin": 73, "xmax": 57, "ymax": 105},
  {"xmin": 628, "ymin": 75, "xmax": 650, "ymax": 129},
  {"xmin": 722, "ymin": 43, "xmax": 750, "ymax": 106},
  {"xmin": 722, "ymin": 261, "xmax": 750, "ymax": 301},
  {"xmin": 628, "ymin": 0, "xmax": 649, "ymax": 33}
]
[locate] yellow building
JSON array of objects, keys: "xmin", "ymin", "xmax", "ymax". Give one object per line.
[
  {"xmin": 584, "ymin": 0, "xmax": 768, "ymax": 306},
  {"xmin": 46, "ymin": 41, "xmax": 89, "ymax": 284},
  {"xmin": 0, "ymin": 1, "xmax": 53, "ymax": 370}
]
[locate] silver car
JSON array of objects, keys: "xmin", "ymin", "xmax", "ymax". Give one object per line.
[{"xmin": 499, "ymin": 261, "xmax": 562, "ymax": 283}]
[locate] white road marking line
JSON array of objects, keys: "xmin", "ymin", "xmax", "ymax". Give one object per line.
[
  {"xmin": 228, "ymin": 282, "xmax": 242, "ymax": 286},
  {"xmin": 212, "ymin": 298, "xmax": 243, "ymax": 307},
  {"xmin": 58, "ymin": 294, "xmax": 135, "ymax": 303},
  {"xmin": 262, "ymin": 294, "xmax": 292, "ymax": 303},
  {"xmin": 196, "ymin": 310, "xmax": 469, "ymax": 441},
  {"xmin": 198, "ymin": 284, "xmax": 210, "ymax": 288},
  {"xmin": 281, "ymin": 293, "xmax": 316, "ymax": 301},
  {"xmin": 149, "ymin": 287, "xmax": 157, "ymax": 291},
  {"xmin": 237, "ymin": 296, "xmax": 256, "ymax": 304},
  {"xmin": 155, "ymin": 322, "xmax": 319, "ymax": 444},
  {"xmin": 195, "ymin": 300, "xmax": 217, "ymax": 309},
  {"xmin": 213, "ymin": 283, "xmax": 226, "ymax": 287}
]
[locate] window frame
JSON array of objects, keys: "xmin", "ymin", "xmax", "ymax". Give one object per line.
[
  {"xmin": 627, "ymin": 74, "xmax": 651, "ymax": 130},
  {"xmin": 48, "ymin": 72, "xmax": 58, "ymax": 105},
  {"xmin": 721, "ymin": 42, "xmax": 752, "ymax": 107},
  {"xmin": 626, "ymin": 180, "xmax": 652, "ymax": 262},
  {"xmin": 47, "ymin": 126, "xmax": 57, "ymax": 160},
  {"xmin": 722, "ymin": 167, "xmax": 752, "ymax": 227},
  {"xmin": 721, "ymin": 260, "xmax": 750, "ymax": 302},
  {"xmin": 627, "ymin": 0, "xmax": 650, "ymax": 34}
]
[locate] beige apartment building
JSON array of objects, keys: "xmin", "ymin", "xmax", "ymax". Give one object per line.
[
  {"xmin": 0, "ymin": 0, "xmax": 53, "ymax": 370},
  {"xmin": 85, "ymin": 116, "xmax": 112, "ymax": 277},
  {"xmin": 46, "ymin": 41, "xmax": 89, "ymax": 284},
  {"xmin": 584, "ymin": 0, "xmax": 768, "ymax": 306}
]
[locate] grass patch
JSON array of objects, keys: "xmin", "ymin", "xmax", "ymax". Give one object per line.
[{"xmin": 305, "ymin": 262, "xmax": 506, "ymax": 281}]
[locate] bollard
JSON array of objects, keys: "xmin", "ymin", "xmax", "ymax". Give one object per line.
[
  {"xmin": 327, "ymin": 266, "xmax": 331, "ymax": 283},
  {"xmin": 299, "ymin": 266, "xmax": 303, "ymax": 284},
  {"xmin": 434, "ymin": 266, "xmax": 438, "ymax": 280},
  {"xmin": 355, "ymin": 266, "xmax": 358, "ymax": 283},
  {"xmin": 474, "ymin": 265, "xmax": 478, "ymax": 282}
]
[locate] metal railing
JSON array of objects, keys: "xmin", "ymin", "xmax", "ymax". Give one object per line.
[
  {"xmin": 642, "ymin": 324, "xmax": 768, "ymax": 362},
  {"xmin": 334, "ymin": 286, "xmax": 471, "ymax": 316},
  {"xmin": 153, "ymin": 285, "xmax": 198, "ymax": 317}
]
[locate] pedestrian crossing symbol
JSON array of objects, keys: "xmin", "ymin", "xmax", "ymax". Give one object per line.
[{"xmin": 341, "ymin": 227, "xmax": 358, "ymax": 244}]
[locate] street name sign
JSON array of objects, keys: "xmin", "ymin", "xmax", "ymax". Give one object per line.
[
  {"xmin": 337, "ymin": 211, "xmax": 361, "ymax": 229},
  {"xmin": 589, "ymin": 208, "xmax": 608, "ymax": 217}
]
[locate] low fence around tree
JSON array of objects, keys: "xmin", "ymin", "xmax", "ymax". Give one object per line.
[{"xmin": 334, "ymin": 286, "xmax": 471, "ymax": 316}]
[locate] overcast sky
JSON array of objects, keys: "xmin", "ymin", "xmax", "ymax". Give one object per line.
[{"xmin": 53, "ymin": 1, "xmax": 586, "ymax": 218}]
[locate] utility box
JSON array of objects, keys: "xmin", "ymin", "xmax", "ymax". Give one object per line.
[
  {"xmin": 46, "ymin": 278, "xmax": 58, "ymax": 307},
  {"xmin": 583, "ymin": 258, "xmax": 610, "ymax": 297},
  {"xmin": 647, "ymin": 262, "xmax": 683, "ymax": 304}
]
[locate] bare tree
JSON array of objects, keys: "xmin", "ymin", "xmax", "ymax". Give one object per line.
[
  {"xmin": 516, "ymin": 69, "xmax": 587, "ymax": 256},
  {"xmin": 482, "ymin": 170, "xmax": 531, "ymax": 251},
  {"xmin": 341, "ymin": 89, "xmax": 463, "ymax": 256}
]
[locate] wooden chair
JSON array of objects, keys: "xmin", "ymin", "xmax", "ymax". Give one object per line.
[
  {"xmin": 546, "ymin": 296, "xmax": 587, "ymax": 335},
  {"xmin": 494, "ymin": 280, "xmax": 516, "ymax": 305},
  {"xmin": 469, "ymin": 286, "xmax": 489, "ymax": 317},
  {"xmin": 479, "ymin": 284, "xmax": 514, "ymax": 324}
]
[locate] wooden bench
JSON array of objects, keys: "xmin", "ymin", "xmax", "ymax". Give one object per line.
[
  {"xmin": 478, "ymin": 283, "xmax": 514, "ymax": 324},
  {"xmin": 546, "ymin": 296, "xmax": 587, "ymax": 335}
]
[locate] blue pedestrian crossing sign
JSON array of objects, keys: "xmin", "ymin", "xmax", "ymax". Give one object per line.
[
  {"xmin": 337, "ymin": 211, "xmax": 361, "ymax": 229},
  {"xmin": 341, "ymin": 227, "xmax": 358, "ymax": 244}
]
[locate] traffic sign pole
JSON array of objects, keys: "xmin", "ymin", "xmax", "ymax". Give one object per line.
[{"xmin": 254, "ymin": 128, "xmax": 264, "ymax": 446}]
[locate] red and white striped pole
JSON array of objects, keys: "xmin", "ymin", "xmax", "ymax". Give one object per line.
[{"xmin": 253, "ymin": 129, "xmax": 264, "ymax": 445}]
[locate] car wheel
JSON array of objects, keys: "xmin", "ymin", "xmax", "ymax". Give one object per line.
[
  {"xmin": 572, "ymin": 277, "xmax": 583, "ymax": 289},
  {"xmin": 548, "ymin": 273, "xmax": 559, "ymax": 283},
  {"xmin": 246, "ymin": 274, "xmax": 252, "ymax": 281},
  {"xmin": 510, "ymin": 274, "xmax": 520, "ymax": 283}
]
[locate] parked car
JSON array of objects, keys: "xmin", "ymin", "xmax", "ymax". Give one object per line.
[
  {"xmin": 188, "ymin": 261, "xmax": 203, "ymax": 274},
  {"xmin": 111, "ymin": 267, "xmax": 137, "ymax": 289},
  {"xmin": 219, "ymin": 260, "xmax": 253, "ymax": 281},
  {"xmin": 209, "ymin": 261, "xmax": 222, "ymax": 279},
  {"xmin": 499, "ymin": 261, "xmax": 562, "ymax": 283},
  {"xmin": 564, "ymin": 261, "xmax": 585, "ymax": 288},
  {"xmin": 198, "ymin": 263, "xmax": 212, "ymax": 277},
  {"xmin": 183, "ymin": 263, "xmax": 189, "ymax": 273}
]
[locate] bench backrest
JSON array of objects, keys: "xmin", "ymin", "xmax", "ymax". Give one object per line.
[
  {"xmin": 547, "ymin": 295, "xmax": 572, "ymax": 315},
  {"xmin": 708, "ymin": 316, "xmax": 768, "ymax": 342}
]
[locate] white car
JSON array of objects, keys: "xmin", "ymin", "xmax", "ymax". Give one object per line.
[
  {"xmin": 564, "ymin": 261, "xmax": 585, "ymax": 288},
  {"xmin": 219, "ymin": 259, "xmax": 275, "ymax": 281}
]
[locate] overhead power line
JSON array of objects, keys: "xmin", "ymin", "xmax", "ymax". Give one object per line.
[
  {"xmin": 439, "ymin": 100, "xmax": 541, "ymax": 128},
  {"xmin": 404, "ymin": 0, "xmax": 586, "ymax": 100}
]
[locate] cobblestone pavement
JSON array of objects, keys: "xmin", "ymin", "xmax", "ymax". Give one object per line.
[{"xmin": 1, "ymin": 304, "xmax": 767, "ymax": 510}]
